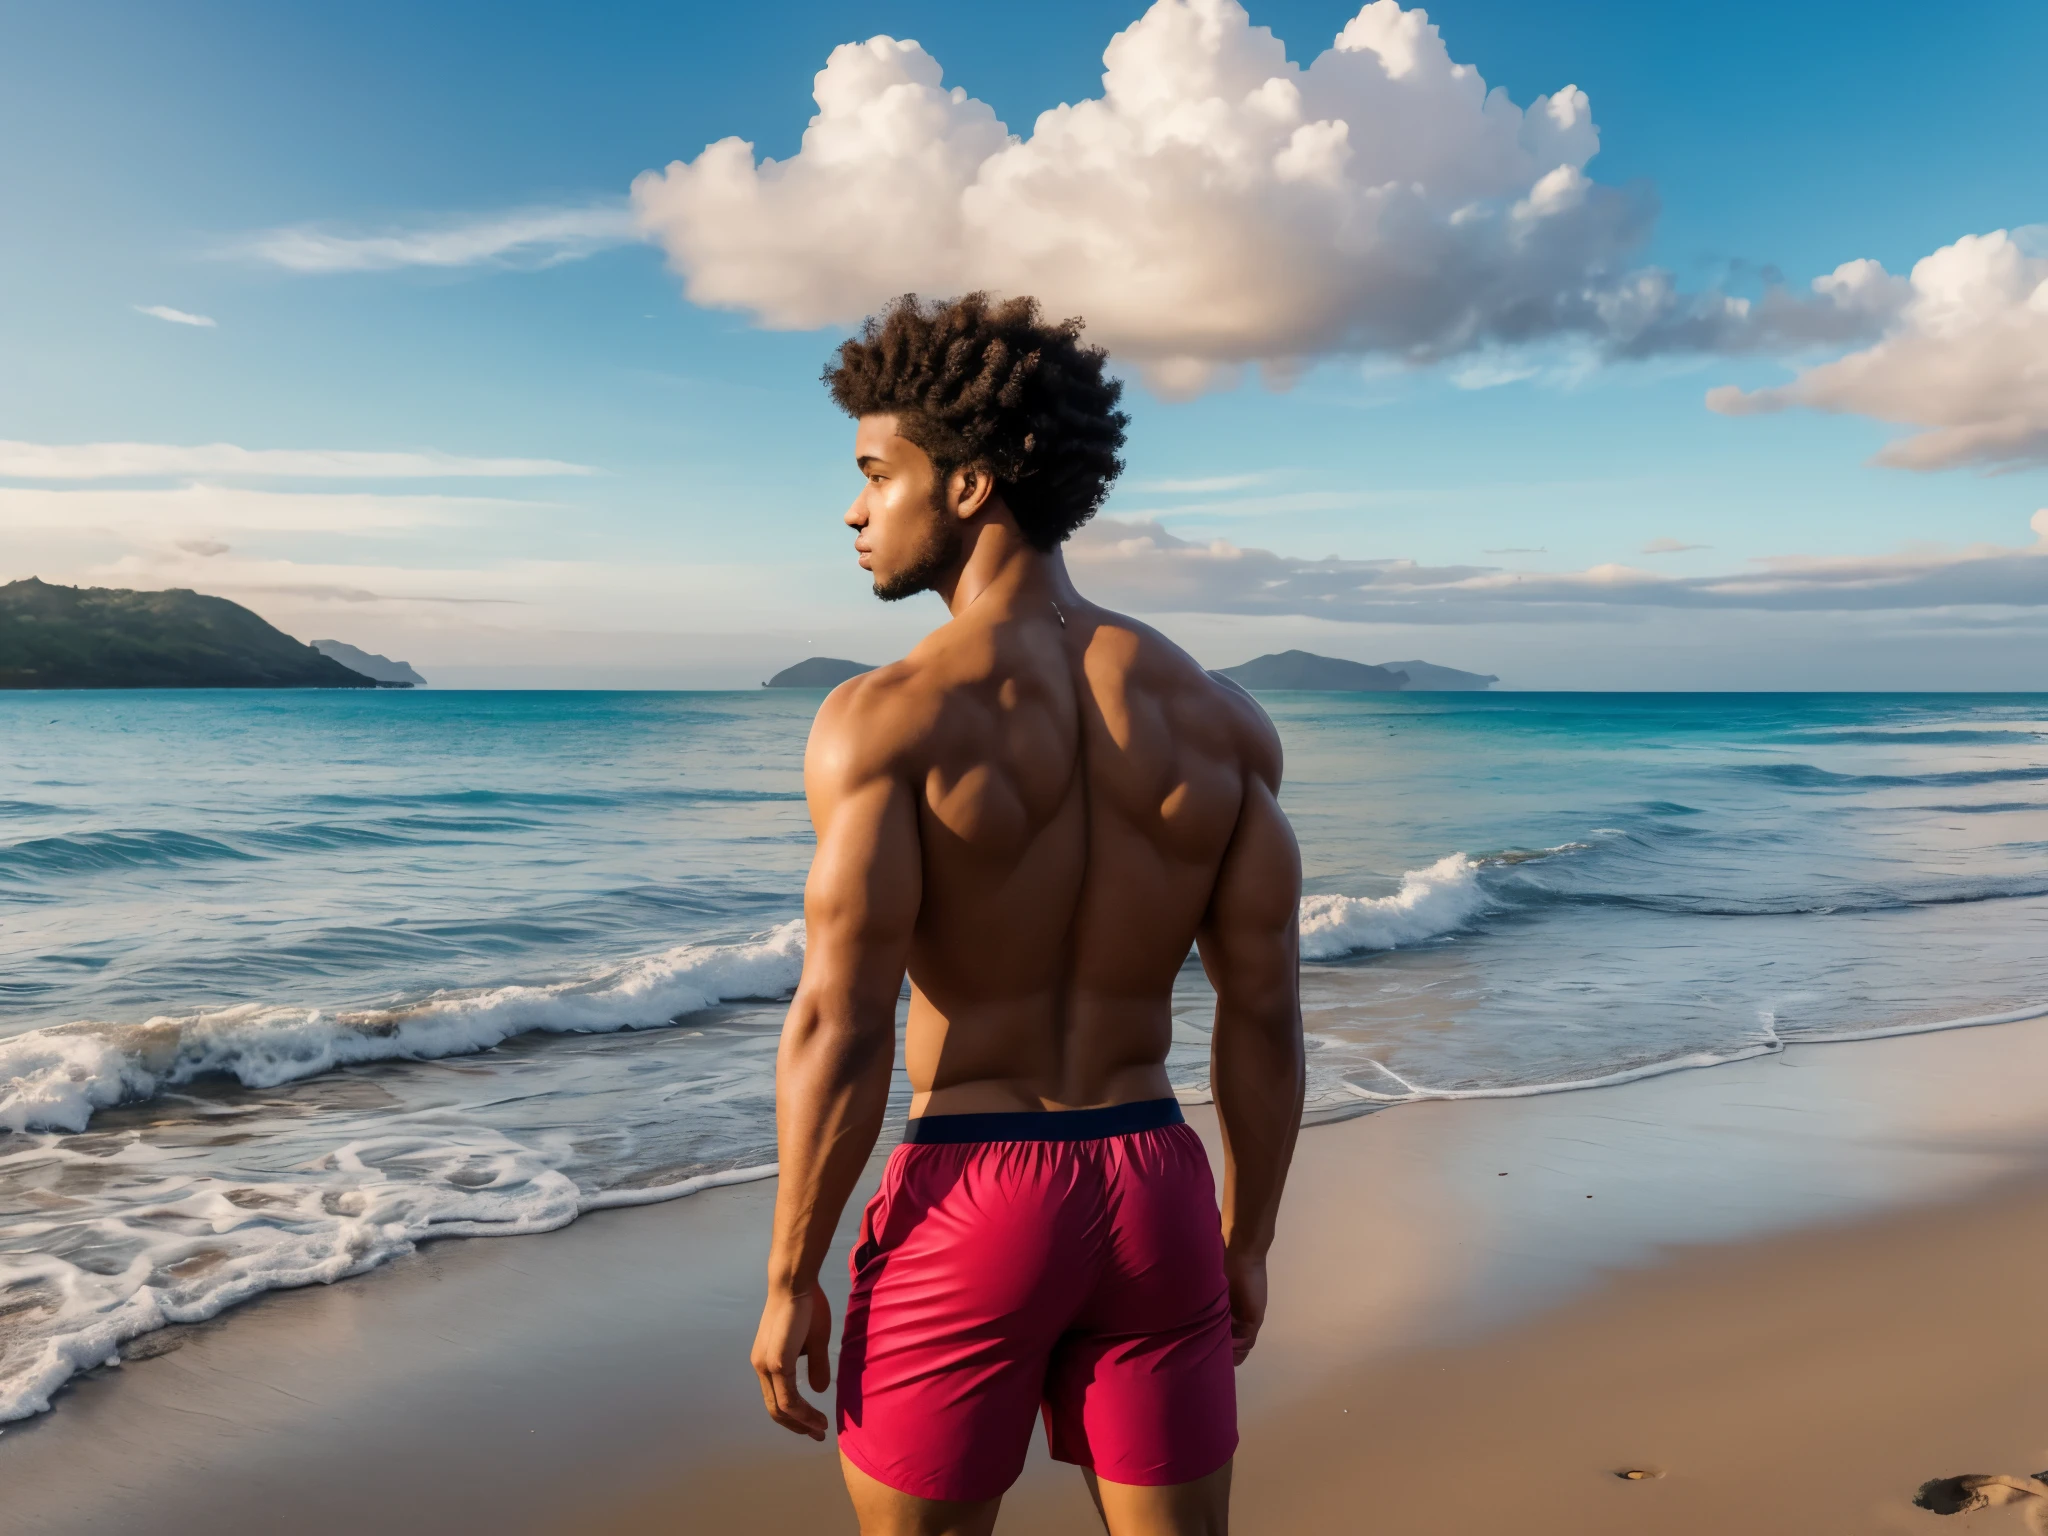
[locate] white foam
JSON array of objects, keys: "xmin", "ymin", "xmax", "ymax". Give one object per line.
[
  {"xmin": 1336, "ymin": 1041, "xmax": 1785, "ymax": 1106},
  {"xmin": 0, "ymin": 1124, "xmax": 784, "ymax": 1427},
  {"xmin": 5, "ymin": 844, "xmax": 1508, "ymax": 1139},
  {"xmin": 580, "ymin": 1162, "xmax": 779, "ymax": 1210},
  {"xmin": 1297, "ymin": 853, "xmax": 1489, "ymax": 959},
  {"xmin": 0, "ymin": 922, "xmax": 806, "ymax": 1136},
  {"xmin": 1794, "ymin": 1000, "xmax": 2048, "ymax": 1045}
]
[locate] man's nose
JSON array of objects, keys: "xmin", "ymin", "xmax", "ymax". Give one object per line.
[{"xmin": 844, "ymin": 497, "xmax": 866, "ymax": 528}]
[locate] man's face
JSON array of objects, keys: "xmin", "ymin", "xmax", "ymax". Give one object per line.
[{"xmin": 846, "ymin": 415, "xmax": 960, "ymax": 602}]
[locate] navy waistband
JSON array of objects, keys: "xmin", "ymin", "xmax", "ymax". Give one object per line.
[{"xmin": 902, "ymin": 1097, "xmax": 1185, "ymax": 1145}]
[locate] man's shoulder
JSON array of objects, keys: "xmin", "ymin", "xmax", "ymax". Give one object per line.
[
  {"xmin": 1082, "ymin": 604, "xmax": 1284, "ymax": 784},
  {"xmin": 804, "ymin": 638, "xmax": 964, "ymax": 786}
]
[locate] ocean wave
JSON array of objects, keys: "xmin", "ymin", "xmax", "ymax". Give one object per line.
[
  {"xmin": 0, "ymin": 829, "xmax": 260, "ymax": 879},
  {"xmin": 1791, "ymin": 728, "xmax": 2045, "ymax": 745},
  {"xmin": 0, "ymin": 1125, "xmax": 779, "ymax": 1425},
  {"xmin": 1552, "ymin": 877, "xmax": 2048, "ymax": 918},
  {"xmin": 1913, "ymin": 801, "xmax": 2048, "ymax": 815},
  {"xmin": 5, "ymin": 842, "xmax": 1522, "ymax": 1134},
  {"xmin": 301, "ymin": 786, "xmax": 805, "ymax": 812},
  {"xmin": 0, "ymin": 922, "xmax": 806, "ymax": 1136},
  {"xmin": 239, "ymin": 822, "xmax": 441, "ymax": 853},
  {"xmin": 1299, "ymin": 853, "xmax": 1492, "ymax": 958},
  {"xmin": 1732, "ymin": 762, "xmax": 2048, "ymax": 791}
]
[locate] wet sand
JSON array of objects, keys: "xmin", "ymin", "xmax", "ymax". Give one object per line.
[{"xmin": 10, "ymin": 1017, "xmax": 2048, "ymax": 1534}]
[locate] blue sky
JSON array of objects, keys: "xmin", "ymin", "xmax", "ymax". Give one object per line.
[{"xmin": 3, "ymin": 0, "xmax": 2044, "ymax": 687}]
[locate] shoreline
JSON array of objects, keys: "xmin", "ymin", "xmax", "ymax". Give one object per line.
[{"xmin": 11, "ymin": 1015, "xmax": 2048, "ymax": 1532}]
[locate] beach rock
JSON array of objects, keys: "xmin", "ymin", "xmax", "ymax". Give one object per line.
[{"xmin": 1915, "ymin": 1472, "xmax": 2048, "ymax": 1527}]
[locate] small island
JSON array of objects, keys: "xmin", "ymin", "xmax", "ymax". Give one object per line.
[
  {"xmin": 1, "ymin": 577, "xmax": 379, "ymax": 689},
  {"xmin": 1219, "ymin": 650, "xmax": 1497, "ymax": 691},
  {"xmin": 1369, "ymin": 658, "xmax": 1498, "ymax": 691},
  {"xmin": 312, "ymin": 639, "xmax": 426, "ymax": 687},
  {"xmin": 760, "ymin": 648, "xmax": 1497, "ymax": 693},
  {"xmin": 764, "ymin": 657, "xmax": 876, "ymax": 688},
  {"xmin": 1218, "ymin": 651, "xmax": 1406, "ymax": 690}
]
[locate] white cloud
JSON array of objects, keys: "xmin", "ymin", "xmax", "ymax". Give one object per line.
[
  {"xmin": 633, "ymin": 1, "xmax": 1884, "ymax": 393},
  {"xmin": 1067, "ymin": 512, "xmax": 2048, "ymax": 621},
  {"xmin": 0, "ymin": 441, "xmax": 594, "ymax": 479},
  {"xmin": 134, "ymin": 304, "xmax": 216, "ymax": 327},
  {"xmin": 1642, "ymin": 537, "xmax": 1709, "ymax": 554},
  {"xmin": 0, "ymin": 485, "xmax": 526, "ymax": 533},
  {"xmin": 236, "ymin": 203, "xmax": 640, "ymax": 273},
  {"xmin": 1708, "ymin": 229, "xmax": 2048, "ymax": 472},
  {"xmin": 1127, "ymin": 473, "xmax": 1270, "ymax": 493},
  {"xmin": 1113, "ymin": 487, "xmax": 1372, "ymax": 520}
]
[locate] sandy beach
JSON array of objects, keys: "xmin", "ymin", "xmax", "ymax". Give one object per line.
[{"xmin": 10, "ymin": 1015, "xmax": 2048, "ymax": 1535}]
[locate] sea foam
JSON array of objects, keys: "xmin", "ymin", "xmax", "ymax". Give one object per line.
[
  {"xmin": 1297, "ymin": 853, "xmax": 1490, "ymax": 958},
  {"xmin": 2, "ymin": 850, "xmax": 1504, "ymax": 1138},
  {"xmin": 0, "ymin": 921, "xmax": 806, "ymax": 1136},
  {"xmin": 0, "ymin": 1117, "xmax": 779, "ymax": 1424}
]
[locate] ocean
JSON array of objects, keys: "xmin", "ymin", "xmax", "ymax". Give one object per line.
[{"xmin": 3, "ymin": 688, "xmax": 2046, "ymax": 1424}]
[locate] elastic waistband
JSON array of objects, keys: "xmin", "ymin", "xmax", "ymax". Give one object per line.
[{"xmin": 902, "ymin": 1097, "xmax": 1185, "ymax": 1145}]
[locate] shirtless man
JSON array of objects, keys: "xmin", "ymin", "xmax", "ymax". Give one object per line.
[{"xmin": 750, "ymin": 293, "xmax": 1305, "ymax": 1536}]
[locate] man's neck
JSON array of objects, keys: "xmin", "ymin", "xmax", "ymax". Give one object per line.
[{"xmin": 935, "ymin": 511, "xmax": 1081, "ymax": 618}]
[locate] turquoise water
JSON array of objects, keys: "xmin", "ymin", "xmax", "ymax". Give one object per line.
[{"xmin": 3, "ymin": 689, "xmax": 2047, "ymax": 1420}]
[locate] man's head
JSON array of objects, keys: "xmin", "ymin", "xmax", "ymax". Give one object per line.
[{"xmin": 824, "ymin": 293, "xmax": 1128, "ymax": 601}]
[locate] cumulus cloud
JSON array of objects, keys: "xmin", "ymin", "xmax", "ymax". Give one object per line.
[
  {"xmin": 236, "ymin": 203, "xmax": 639, "ymax": 273},
  {"xmin": 134, "ymin": 304, "xmax": 216, "ymax": 327},
  {"xmin": 1067, "ymin": 512, "xmax": 2048, "ymax": 621},
  {"xmin": 0, "ymin": 441, "xmax": 593, "ymax": 479},
  {"xmin": 632, "ymin": 0, "xmax": 1886, "ymax": 392},
  {"xmin": 1709, "ymin": 229, "xmax": 2048, "ymax": 472}
]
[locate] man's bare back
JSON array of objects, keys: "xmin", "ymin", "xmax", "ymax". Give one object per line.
[
  {"xmin": 821, "ymin": 572, "xmax": 1285, "ymax": 1121},
  {"xmin": 752, "ymin": 295, "xmax": 1302, "ymax": 1536}
]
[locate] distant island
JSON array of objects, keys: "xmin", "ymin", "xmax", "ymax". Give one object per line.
[
  {"xmin": 765, "ymin": 657, "xmax": 876, "ymax": 688},
  {"xmin": 1, "ymin": 577, "xmax": 379, "ymax": 689},
  {"xmin": 1219, "ymin": 650, "xmax": 1497, "ymax": 691},
  {"xmin": 1220, "ymin": 651, "xmax": 1406, "ymax": 691},
  {"xmin": 312, "ymin": 639, "xmax": 426, "ymax": 687},
  {"xmin": 1370, "ymin": 658, "xmax": 1499, "ymax": 691},
  {"xmin": 762, "ymin": 649, "xmax": 1495, "ymax": 692}
]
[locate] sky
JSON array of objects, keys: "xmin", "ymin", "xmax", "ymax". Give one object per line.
[{"xmin": 2, "ymin": 0, "xmax": 2044, "ymax": 689}]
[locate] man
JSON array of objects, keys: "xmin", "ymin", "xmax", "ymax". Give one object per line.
[{"xmin": 751, "ymin": 292, "xmax": 1305, "ymax": 1536}]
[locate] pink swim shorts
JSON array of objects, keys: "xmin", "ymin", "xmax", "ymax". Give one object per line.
[{"xmin": 835, "ymin": 1098, "xmax": 1237, "ymax": 1503}]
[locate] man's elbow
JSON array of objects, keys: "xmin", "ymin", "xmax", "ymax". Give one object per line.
[
  {"xmin": 783, "ymin": 989, "xmax": 897, "ymax": 1064},
  {"xmin": 1216, "ymin": 986, "xmax": 1302, "ymax": 1045}
]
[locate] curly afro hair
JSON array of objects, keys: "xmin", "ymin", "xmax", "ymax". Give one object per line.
[{"xmin": 823, "ymin": 293, "xmax": 1129, "ymax": 552}]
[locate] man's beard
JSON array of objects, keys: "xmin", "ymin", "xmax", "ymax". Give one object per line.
[{"xmin": 872, "ymin": 514, "xmax": 962, "ymax": 603}]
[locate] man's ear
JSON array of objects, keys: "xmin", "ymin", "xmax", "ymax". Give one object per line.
[{"xmin": 952, "ymin": 464, "xmax": 997, "ymax": 520}]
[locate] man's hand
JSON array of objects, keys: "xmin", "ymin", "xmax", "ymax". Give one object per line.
[
  {"xmin": 1225, "ymin": 1250, "xmax": 1268, "ymax": 1365},
  {"xmin": 751, "ymin": 1285, "xmax": 834, "ymax": 1439}
]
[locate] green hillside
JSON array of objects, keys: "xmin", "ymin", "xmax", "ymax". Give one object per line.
[{"xmin": 0, "ymin": 578, "xmax": 376, "ymax": 689}]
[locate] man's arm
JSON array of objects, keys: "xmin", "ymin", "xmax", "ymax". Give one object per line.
[
  {"xmin": 750, "ymin": 682, "xmax": 922, "ymax": 1438},
  {"xmin": 1195, "ymin": 722, "xmax": 1304, "ymax": 1365}
]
